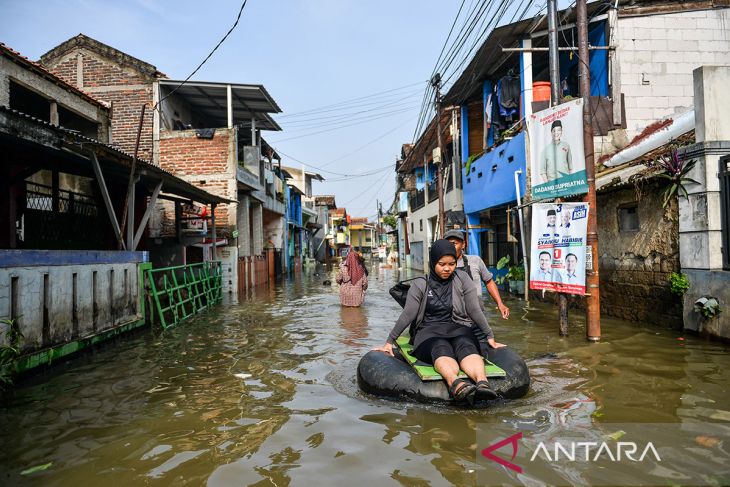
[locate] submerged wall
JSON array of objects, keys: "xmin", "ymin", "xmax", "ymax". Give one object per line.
[{"xmin": 0, "ymin": 250, "xmax": 148, "ymax": 363}]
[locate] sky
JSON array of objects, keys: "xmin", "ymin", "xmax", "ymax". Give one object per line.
[{"xmin": 1, "ymin": 0, "xmax": 556, "ymax": 219}]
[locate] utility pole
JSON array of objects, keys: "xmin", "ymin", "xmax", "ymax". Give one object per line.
[
  {"xmin": 432, "ymin": 73, "xmax": 446, "ymax": 237},
  {"xmin": 547, "ymin": 0, "xmax": 569, "ymax": 335},
  {"xmin": 547, "ymin": 0, "xmax": 560, "ymax": 106},
  {"xmin": 577, "ymin": 0, "xmax": 601, "ymax": 341}
]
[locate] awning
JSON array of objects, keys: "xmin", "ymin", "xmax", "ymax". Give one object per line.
[
  {"xmin": 158, "ymin": 80, "xmax": 282, "ymax": 131},
  {"xmin": 0, "ymin": 106, "xmax": 230, "ymax": 205}
]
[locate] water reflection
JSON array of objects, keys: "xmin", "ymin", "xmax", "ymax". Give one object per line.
[
  {"xmin": 0, "ymin": 264, "xmax": 729, "ymax": 486},
  {"xmin": 339, "ymin": 305, "xmax": 369, "ymax": 352}
]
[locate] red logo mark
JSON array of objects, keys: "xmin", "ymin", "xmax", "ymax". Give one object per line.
[{"xmin": 481, "ymin": 432, "xmax": 523, "ymax": 473}]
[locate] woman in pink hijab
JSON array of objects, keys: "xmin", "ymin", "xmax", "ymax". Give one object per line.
[{"xmin": 336, "ymin": 250, "xmax": 368, "ymax": 307}]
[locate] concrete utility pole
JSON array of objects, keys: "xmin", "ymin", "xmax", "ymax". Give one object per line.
[
  {"xmin": 547, "ymin": 0, "xmax": 570, "ymax": 335},
  {"xmin": 432, "ymin": 73, "xmax": 446, "ymax": 237},
  {"xmin": 577, "ymin": 0, "xmax": 601, "ymax": 341},
  {"xmin": 547, "ymin": 0, "xmax": 561, "ymax": 106}
]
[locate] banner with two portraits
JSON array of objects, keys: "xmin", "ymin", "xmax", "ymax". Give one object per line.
[{"xmin": 529, "ymin": 202, "xmax": 589, "ymax": 295}]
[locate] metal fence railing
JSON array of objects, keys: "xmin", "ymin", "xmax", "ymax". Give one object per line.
[
  {"xmin": 409, "ymin": 189, "xmax": 425, "ymax": 212},
  {"xmin": 146, "ymin": 261, "xmax": 223, "ymax": 329}
]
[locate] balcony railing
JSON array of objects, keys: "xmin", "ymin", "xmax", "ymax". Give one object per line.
[
  {"xmin": 409, "ymin": 189, "xmax": 425, "ymax": 212},
  {"xmin": 427, "ymin": 181, "xmax": 438, "ymax": 203}
]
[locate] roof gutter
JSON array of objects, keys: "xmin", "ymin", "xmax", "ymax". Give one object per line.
[{"xmin": 603, "ymin": 110, "xmax": 695, "ymax": 167}]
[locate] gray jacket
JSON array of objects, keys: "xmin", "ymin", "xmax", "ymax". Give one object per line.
[{"xmin": 387, "ymin": 269, "xmax": 494, "ymax": 344}]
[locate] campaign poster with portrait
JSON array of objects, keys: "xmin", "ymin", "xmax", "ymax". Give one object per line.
[
  {"xmin": 530, "ymin": 202, "xmax": 589, "ymax": 295},
  {"xmin": 527, "ymin": 99, "xmax": 588, "ymax": 200}
]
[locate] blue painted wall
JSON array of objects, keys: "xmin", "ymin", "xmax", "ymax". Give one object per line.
[
  {"xmin": 462, "ymin": 131, "xmax": 527, "ymax": 215},
  {"xmin": 559, "ymin": 20, "xmax": 608, "ymax": 97},
  {"xmin": 287, "ymin": 187, "xmax": 302, "ymax": 227},
  {"xmin": 460, "ymin": 105, "xmax": 469, "ymax": 158}
]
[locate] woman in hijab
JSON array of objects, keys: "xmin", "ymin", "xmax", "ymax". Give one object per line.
[
  {"xmin": 336, "ymin": 249, "xmax": 369, "ymax": 307},
  {"xmin": 374, "ymin": 239, "xmax": 506, "ymax": 403}
]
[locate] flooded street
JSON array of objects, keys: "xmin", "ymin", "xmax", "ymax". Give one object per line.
[{"xmin": 2, "ymin": 263, "xmax": 730, "ymax": 486}]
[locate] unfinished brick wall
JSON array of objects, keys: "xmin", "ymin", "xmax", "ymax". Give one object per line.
[
  {"xmin": 40, "ymin": 49, "xmax": 155, "ymax": 160},
  {"xmin": 159, "ymin": 129, "xmax": 235, "ymax": 236}
]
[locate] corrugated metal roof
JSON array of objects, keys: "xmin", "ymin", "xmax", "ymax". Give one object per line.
[
  {"xmin": 158, "ymin": 80, "xmax": 282, "ymax": 131},
  {"xmin": 595, "ymin": 130, "xmax": 695, "ymax": 192},
  {"xmin": 0, "ymin": 106, "xmax": 230, "ymax": 204}
]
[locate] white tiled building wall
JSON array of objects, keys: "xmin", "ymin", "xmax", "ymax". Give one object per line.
[{"xmin": 616, "ymin": 8, "xmax": 730, "ymax": 139}]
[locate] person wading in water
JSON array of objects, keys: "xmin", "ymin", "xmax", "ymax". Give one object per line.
[{"xmin": 336, "ymin": 249, "xmax": 368, "ymax": 307}]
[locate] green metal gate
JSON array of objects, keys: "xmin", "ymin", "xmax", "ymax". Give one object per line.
[{"xmin": 146, "ymin": 261, "xmax": 223, "ymax": 329}]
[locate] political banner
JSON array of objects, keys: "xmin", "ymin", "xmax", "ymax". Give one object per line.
[
  {"xmin": 527, "ymin": 99, "xmax": 588, "ymax": 199},
  {"xmin": 530, "ymin": 202, "xmax": 589, "ymax": 295}
]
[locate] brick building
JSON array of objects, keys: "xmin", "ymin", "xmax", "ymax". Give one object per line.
[{"xmin": 38, "ymin": 34, "xmax": 287, "ymax": 292}]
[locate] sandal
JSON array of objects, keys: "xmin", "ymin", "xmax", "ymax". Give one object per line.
[
  {"xmin": 474, "ymin": 380, "xmax": 498, "ymax": 401},
  {"xmin": 448, "ymin": 378, "xmax": 476, "ymax": 404}
]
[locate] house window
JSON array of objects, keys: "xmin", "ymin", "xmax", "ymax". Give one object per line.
[
  {"xmin": 420, "ymin": 219, "xmax": 423, "ymax": 232},
  {"xmin": 411, "ymin": 222, "xmax": 414, "ymax": 234},
  {"xmin": 618, "ymin": 204, "xmax": 639, "ymax": 232}
]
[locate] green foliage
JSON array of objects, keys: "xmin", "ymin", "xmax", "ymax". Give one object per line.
[
  {"xmin": 651, "ymin": 147, "xmax": 699, "ymax": 208},
  {"xmin": 494, "ymin": 256, "xmax": 524, "ymax": 284},
  {"xmin": 507, "ymin": 264, "xmax": 525, "ymax": 281},
  {"xmin": 694, "ymin": 297, "xmax": 722, "ymax": 319},
  {"xmin": 668, "ymin": 272, "xmax": 690, "ymax": 297},
  {"xmin": 382, "ymin": 214, "xmax": 397, "ymax": 230},
  {"xmin": 0, "ymin": 317, "xmax": 23, "ymax": 388},
  {"xmin": 464, "ymin": 151, "xmax": 485, "ymax": 175}
]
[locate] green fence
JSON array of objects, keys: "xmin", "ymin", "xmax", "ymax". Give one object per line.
[{"xmin": 146, "ymin": 261, "xmax": 223, "ymax": 329}]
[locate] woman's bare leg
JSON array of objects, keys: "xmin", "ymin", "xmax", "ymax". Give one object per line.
[
  {"xmin": 433, "ymin": 356, "xmax": 461, "ymax": 388},
  {"xmin": 459, "ymin": 354, "xmax": 487, "ymax": 383}
]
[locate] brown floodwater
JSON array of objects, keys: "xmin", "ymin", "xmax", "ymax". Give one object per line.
[{"xmin": 1, "ymin": 263, "xmax": 729, "ymax": 486}]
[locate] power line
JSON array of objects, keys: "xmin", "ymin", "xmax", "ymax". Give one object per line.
[
  {"xmin": 278, "ymin": 93, "xmax": 422, "ymax": 129},
  {"xmin": 270, "ymin": 145, "xmax": 392, "ymax": 177},
  {"xmin": 342, "ymin": 170, "xmax": 392, "ymax": 208},
  {"xmin": 270, "ymin": 105, "xmax": 417, "ymax": 143},
  {"xmin": 319, "ymin": 119, "xmax": 412, "ymax": 169},
  {"xmin": 277, "ymin": 81, "xmax": 426, "ymax": 119},
  {"xmin": 155, "ymin": 0, "xmax": 247, "ymax": 110}
]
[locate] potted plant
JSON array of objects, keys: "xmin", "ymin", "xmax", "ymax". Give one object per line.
[
  {"xmin": 507, "ymin": 263, "xmax": 526, "ymax": 294},
  {"xmin": 495, "ymin": 256, "xmax": 525, "ymax": 294}
]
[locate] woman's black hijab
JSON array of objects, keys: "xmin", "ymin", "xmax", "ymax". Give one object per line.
[{"xmin": 429, "ymin": 239, "xmax": 457, "ymax": 282}]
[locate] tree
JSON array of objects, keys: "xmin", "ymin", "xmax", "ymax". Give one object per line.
[{"xmin": 382, "ymin": 214, "xmax": 397, "ymax": 230}]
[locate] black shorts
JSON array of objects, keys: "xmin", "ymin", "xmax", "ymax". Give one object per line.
[{"xmin": 414, "ymin": 335, "xmax": 481, "ymax": 364}]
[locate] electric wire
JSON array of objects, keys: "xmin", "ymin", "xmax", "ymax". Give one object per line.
[
  {"xmin": 270, "ymin": 106, "xmax": 416, "ymax": 143},
  {"xmin": 277, "ymin": 81, "xmax": 426, "ymax": 119},
  {"xmin": 154, "ymin": 0, "xmax": 247, "ymax": 110}
]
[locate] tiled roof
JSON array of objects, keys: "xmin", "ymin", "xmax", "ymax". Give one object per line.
[{"xmin": 1, "ymin": 42, "xmax": 109, "ymax": 109}]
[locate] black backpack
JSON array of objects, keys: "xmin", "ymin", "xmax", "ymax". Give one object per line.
[
  {"xmin": 389, "ymin": 276, "xmax": 429, "ymax": 344},
  {"xmin": 389, "ymin": 276, "xmax": 421, "ymax": 308}
]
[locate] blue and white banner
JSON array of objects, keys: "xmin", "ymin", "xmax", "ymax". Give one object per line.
[{"xmin": 530, "ymin": 202, "xmax": 588, "ymax": 295}]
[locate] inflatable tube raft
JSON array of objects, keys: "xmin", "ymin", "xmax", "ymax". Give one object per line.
[{"xmin": 357, "ymin": 346, "xmax": 530, "ymax": 405}]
